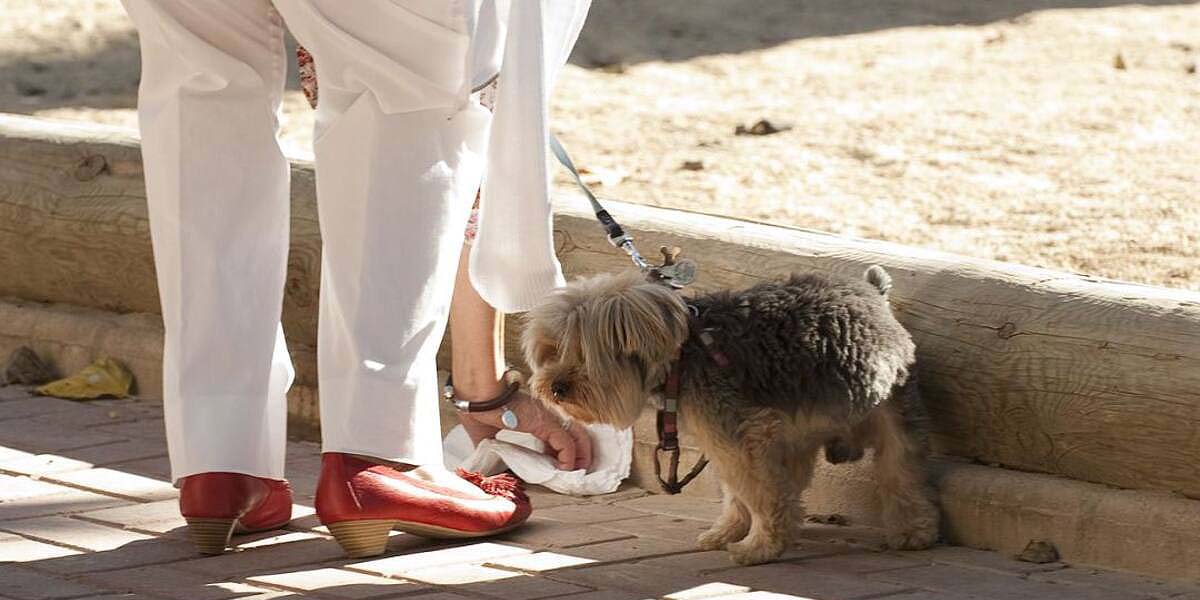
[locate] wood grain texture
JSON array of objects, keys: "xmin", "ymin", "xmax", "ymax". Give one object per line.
[{"xmin": 3, "ymin": 114, "xmax": 1199, "ymax": 498}]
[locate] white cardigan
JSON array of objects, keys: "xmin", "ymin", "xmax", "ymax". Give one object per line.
[{"xmin": 468, "ymin": 0, "xmax": 591, "ymax": 313}]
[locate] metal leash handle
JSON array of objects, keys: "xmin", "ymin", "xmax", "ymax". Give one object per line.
[{"xmin": 550, "ymin": 135, "xmax": 649, "ymax": 270}]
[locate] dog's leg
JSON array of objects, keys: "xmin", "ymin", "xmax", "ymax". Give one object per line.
[
  {"xmin": 697, "ymin": 485, "xmax": 751, "ymax": 550},
  {"xmin": 861, "ymin": 402, "xmax": 940, "ymax": 550},
  {"xmin": 711, "ymin": 415, "xmax": 797, "ymax": 566}
]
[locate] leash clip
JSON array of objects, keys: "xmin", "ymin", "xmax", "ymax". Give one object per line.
[{"xmin": 647, "ymin": 246, "xmax": 698, "ymax": 289}]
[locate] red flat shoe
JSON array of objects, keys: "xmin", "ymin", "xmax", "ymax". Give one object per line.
[
  {"xmin": 179, "ymin": 472, "xmax": 293, "ymax": 554},
  {"xmin": 315, "ymin": 452, "xmax": 531, "ymax": 558}
]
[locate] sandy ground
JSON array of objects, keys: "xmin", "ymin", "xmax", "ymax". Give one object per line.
[{"xmin": 2, "ymin": 1, "xmax": 1197, "ymax": 290}]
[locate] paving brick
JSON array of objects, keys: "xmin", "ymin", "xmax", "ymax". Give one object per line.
[
  {"xmin": 0, "ymin": 453, "xmax": 93, "ymax": 477},
  {"xmin": 80, "ymin": 564, "xmax": 291, "ymax": 599},
  {"xmin": 641, "ymin": 550, "xmax": 744, "ymax": 573},
  {"xmin": 0, "ymin": 418, "xmax": 124, "ymax": 453},
  {"xmin": 1030, "ymin": 566, "xmax": 1200, "ymax": 598},
  {"xmin": 595, "ymin": 485, "xmax": 654, "ymax": 504},
  {"xmin": 0, "ymin": 516, "xmax": 154, "ymax": 551},
  {"xmin": 791, "ymin": 549, "xmax": 930, "ymax": 574},
  {"xmin": 484, "ymin": 551, "xmax": 597, "ymax": 572},
  {"xmin": 0, "ymin": 385, "xmax": 36, "ymax": 401},
  {"xmin": 87, "ymin": 398, "xmax": 165, "ymax": 419},
  {"xmin": 719, "ymin": 593, "xmax": 830, "ymax": 600},
  {"xmin": 794, "ymin": 524, "xmax": 890, "ymax": 550},
  {"xmin": 174, "ymin": 533, "xmax": 347, "ymax": 577},
  {"xmin": 0, "ymin": 564, "xmax": 111, "ymax": 599},
  {"xmin": 23, "ymin": 536, "xmax": 198, "ymax": 575},
  {"xmin": 75, "ymin": 499, "xmax": 185, "ymax": 534},
  {"xmin": 717, "ymin": 562, "xmax": 913, "ymax": 600},
  {"xmin": 248, "ymin": 566, "xmax": 428, "ymax": 598},
  {"xmin": 108, "ymin": 455, "xmax": 172, "ymax": 481},
  {"xmin": 598, "ymin": 514, "xmax": 713, "ymax": 544},
  {"xmin": 0, "ymin": 445, "xmax": 35, "ymax": 461},
  {"xmin": 543, "ymin": 591, "xmax": 644, "ymax": 600},
  {"xmin": 534, "ymin": 503, "xmax": 647, "ymax": 525},
  {"xmin": 65, "ymin": 595, "xmax": 163, "ymax": 600},
  {"xmin": 233, "ymin": 530, "xmax": 326, "ymax": 550},
  {"xmin": 400, "ymin": 563, "xmax": 525, "ymax": 585},
  {"xmin": 0, "ymin": 475, "xmax": 130, "ymax": 520},
  {"xmin": 46, "ymin": 468, "xmax": 176, "ymax": 502},
  {"xmin": 283, "ymin": 456, "xmax": 322, "ymax": 503},
  {"xmin": 0, "ymin": 531, "xmax": 81, "ymax": 562},
  {"xmin": 67, "ymin": 439, "xmax": 169, "ymax": 466},
  {"xmin": 285, "ymin": 440, "xmax": 322, "ymax": 461},
  {"xmin": 525, "ymin": 487, "xmax": 593, "ymax": 510},
  {"xmin": 283, "ymin": 512, "xmax": 324, "ymax": 533},
  {"xmin": 663, "ymin": 582, "xmax": 752, "ymax": 599},
  {"xmin": 0, "ymin": 396, "xmax": 79, "ymax": 420},
  {"xmin": 499, "ymin": 518, "xmax": 634, "ymax": 549},
  {"xmin": 347, "ymin": 542, "xmax": 531, "ymax": 577},
  {"xmin": 613, "ymin": 494, "xmax": 723, "ymax": 522},
  {"xmin": 643, "ymin": 543, "xmax": 853, "ymax": 575},
  {"xmin": 458, "ymin": 572, "xmax": 592, "ymax": 598},
  {"xmin": 871, "ymin": 592, "xmax": 991, "ymax": 600},
  {"xmin": 29, "ymin": 403, "xmax": 138, "ymax": 428},
  {"xmin": 0, "ymin": 474, "xmax": 70, "ymax": 501},
  {"xmin": 911, "ymin": 544, "xmax": 1066, "ymax": 575},
  {"xmin": 92, "ymin": 418, "xmax": 167, "ymax": 440},
  {"xmin": 546, "ymin": 562, "xmax": 712, "ymax": 598},
  {"xmin": 869, "ymin": 564, "xmax": 1149, "ymax": 600},
  {"xmin": 396, "ymin": 593, "xmax": 478, "ymax": 600},
  {"xmin": 569, "ymin": 535, "xmax": 697, "ymax": 563}
]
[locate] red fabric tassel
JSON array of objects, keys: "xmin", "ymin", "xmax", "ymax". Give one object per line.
[{"xmin": 456, "ymin": 468, "xmax": 528, "ymax": 503}]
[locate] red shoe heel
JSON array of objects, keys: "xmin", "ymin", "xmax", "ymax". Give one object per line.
[
  {"xmin": 179, "ymin": 472, "xmax": 293, "ymax": 554},
  {"xmin": 185, "ymin": 517, "xmax": 238, "ymax": 555},
  {"xmin": 325, "ymin": 519, "xmax": 397, "ymax": 558}
]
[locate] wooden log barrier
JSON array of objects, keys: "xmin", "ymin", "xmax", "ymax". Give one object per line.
[{"xmin": 3, "ymin": 113, "xmax": 1199, "ymax": 499}]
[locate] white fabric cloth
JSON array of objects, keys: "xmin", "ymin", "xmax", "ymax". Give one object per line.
[
  {"xmin": 122, "ymin": 0, "xmax": 589, "ymax": 482},
  {"xmin": 443, "ymin": 424, "xmax": 632, "ymax": 496}
]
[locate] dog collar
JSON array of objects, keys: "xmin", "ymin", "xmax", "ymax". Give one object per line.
[{"xmin": 685, "ymin": 303, "xmax": 733, "ymax": 368}]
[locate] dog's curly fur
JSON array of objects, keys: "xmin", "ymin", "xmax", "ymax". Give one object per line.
[{"xmin": 522, "ymin": 267, "xmax": 940, "ymax": 565}]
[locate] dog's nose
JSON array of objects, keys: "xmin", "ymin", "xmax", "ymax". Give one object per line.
[{"xmin": 550, "ymin": 381, "xmax": 570, "ymax": 398}]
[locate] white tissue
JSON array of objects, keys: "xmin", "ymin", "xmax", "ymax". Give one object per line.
[{"xmin": 442, "ymin": 423, "xmax": 632, "ymax": 496}]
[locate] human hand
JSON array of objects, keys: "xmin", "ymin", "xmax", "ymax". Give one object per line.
[{"xmin": 457, "ymin": 390, "xmax": 593, "ymax": 472}]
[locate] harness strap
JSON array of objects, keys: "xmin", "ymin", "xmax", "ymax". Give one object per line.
[{"xmin": 654, "ymin": 356, "xmax": 716, "ymax": 495}]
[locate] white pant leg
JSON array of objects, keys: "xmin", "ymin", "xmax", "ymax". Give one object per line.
[
  {"xmin": 272, "ymin": 0, "xmax": 492, "ymax": 466},
  {"xmin": 121, "ymin": 0, "xmax": 295, "ymax": 482}
]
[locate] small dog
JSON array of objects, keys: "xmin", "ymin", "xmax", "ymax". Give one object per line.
[{"xmin": 522, "ymin": 266, "xmax": 940, "ymax": 565}]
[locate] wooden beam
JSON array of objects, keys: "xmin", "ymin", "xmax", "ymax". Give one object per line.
[{"xmin": 3, "ymin": 114, "xmax": 1199, "ymax": 499}]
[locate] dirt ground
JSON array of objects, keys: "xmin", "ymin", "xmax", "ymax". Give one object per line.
[{"xmin": 3, "ymin": 1, "xmax": 1197, "ymax": 290}]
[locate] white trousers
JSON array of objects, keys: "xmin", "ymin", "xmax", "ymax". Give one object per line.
[{"xmin": 123, "ymin": 0, "xmax": 509, "ymax": 482}]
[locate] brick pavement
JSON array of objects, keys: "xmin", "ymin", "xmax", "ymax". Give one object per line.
[{"xmin": 2, "ymin": 384, "xmax": 1198, "ymax": 600}]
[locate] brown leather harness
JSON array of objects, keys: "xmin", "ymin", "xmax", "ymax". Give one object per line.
[{"xmin": 649, "ymin": 250, "xmax": 733, "ymax": 494}]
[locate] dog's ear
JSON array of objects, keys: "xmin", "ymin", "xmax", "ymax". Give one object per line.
[{"xmin": 579, "ymin": 281, "xmax": 689, "ymax": 378}]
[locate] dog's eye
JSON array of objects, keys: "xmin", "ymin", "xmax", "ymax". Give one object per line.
[{"xmin": 550, "ymin": 380, "xmax": 570, "ymax": 399}]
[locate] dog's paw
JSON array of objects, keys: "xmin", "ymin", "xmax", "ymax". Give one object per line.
[
  {"xmin": 727, "ymin": 538, "xmax": 785, "ymax": 566},
  {"xmin": 886, "ymin": 526, "xmax": 938, "ymax": 551},
  {"xmin": 697, "ymin": 528, "xmax": 738, "ymax": 551}
]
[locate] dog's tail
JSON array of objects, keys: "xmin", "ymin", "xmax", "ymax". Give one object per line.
[{"xmin": 864, "ymin": 265, "xmax": 893, "ymax": 297}]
